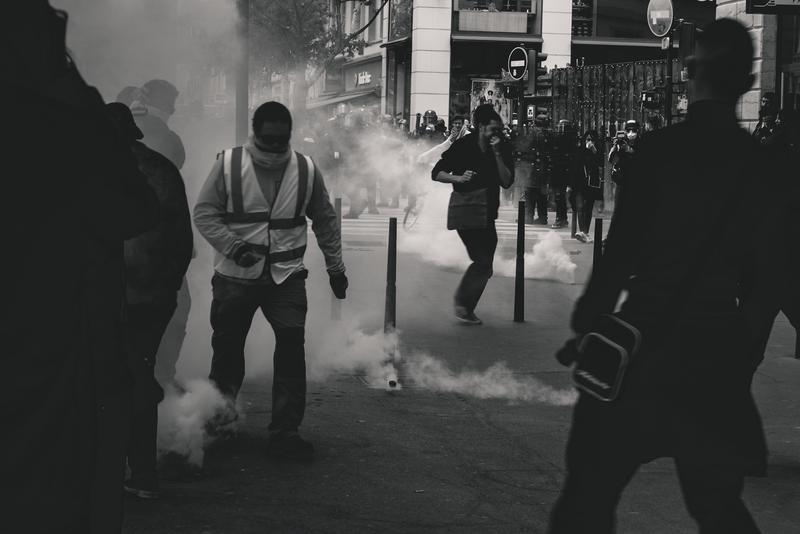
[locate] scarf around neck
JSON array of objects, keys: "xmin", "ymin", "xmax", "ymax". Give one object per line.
[{"xmin": 244, "ymin": 136, "xmax": 292, "ymax": 169}]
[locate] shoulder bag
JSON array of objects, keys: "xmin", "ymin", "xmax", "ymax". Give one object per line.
[{"xmin": 572, "ymin": 187, "xmax": 739, "ymax": 402}]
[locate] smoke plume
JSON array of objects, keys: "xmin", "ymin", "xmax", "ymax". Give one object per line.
[
  {"xmin": 404, "ymin": 354, "xmax": 577, "ymax": 406},
  {"xmin": 399, "ymin": 186, "xmax": 577, "ymax": 283},
  {"xmin": 157, "ymin": 379, "xmax": 229, "ymax": 466}
]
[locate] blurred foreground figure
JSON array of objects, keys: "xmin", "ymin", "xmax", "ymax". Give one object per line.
[
  {"xmin": 129, "ymin": 79, "xmax": 192, "ymax": 389},
  {"xmin": 432, "ymin": 104, "xmax": 514, "ymax": 325},
  {"xmin": 1, "ymin": 3, "xmax": 158, "ymax": 532},
  {"xmin": 550, "ymin": 19, "xmax": 769, "ymax": 533},
  {"xmin": 106, "ymin": 103, "xmax": 193, "ymax": 500},
  {"xmin": 194, "ymin": 102, "xmax": 347, "ymax": 461}
]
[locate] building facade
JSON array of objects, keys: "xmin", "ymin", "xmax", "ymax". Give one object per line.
[{"xmin": 301, "ymin": 1, "xmax": 791, "ymax": 132}]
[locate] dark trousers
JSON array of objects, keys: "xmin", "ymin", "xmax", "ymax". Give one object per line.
[
  {"xmin": 525, "ymin": 187, "xmax": 549, "ymax": 222},
  {"xmin": 454, "ymin": 223, "xmax": 497, "ymax": 312},
  {"xmin": 125, "ymin": 298, "xmax": 177, "ymax": 484},
  {"xmin": 208, "ymin": 274, "xmax": 308, "ymax": 434},
  {"xmin": 155, "ymin": 277, "xmax": 191, "ymax": 385},
  {"xmin": 569, "ymin": 190, "xmax": 595, "ymax": 234},
  {"xmin": 554, "ymin": 186, "xmax": 568, "ymax": 223},
  {"xmin": 549, "ymin": 396, "xmax": 760, "ymax": 534}
]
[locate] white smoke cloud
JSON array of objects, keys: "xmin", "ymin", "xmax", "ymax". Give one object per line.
[
  {"xmin": 157, "ymin": 379, "xmax": 229, "ymax": 466},
  {"xmin": 399, "ymin": 186, "xmax": 577, "ymax": 284},
  {"xmin": 306, "ymin": 318, "xmax": 401, "ymax": 389},
  {"xmin": 404, "ymin": 354, "xmax": 577, "ymax": 406}
]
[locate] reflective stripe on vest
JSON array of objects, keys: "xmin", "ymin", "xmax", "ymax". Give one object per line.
[{"xmin": 213, "ymin": 148, "xmax": 314, "ymax": 282}]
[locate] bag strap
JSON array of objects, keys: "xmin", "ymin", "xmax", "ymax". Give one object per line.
[{"xmin": 230, "ymin": 146, "xmax": 244, "ymax": 215}]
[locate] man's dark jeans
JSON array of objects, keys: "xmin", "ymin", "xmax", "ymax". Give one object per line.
[
  {"xmin": 455, "ymin": 222, "xmax": 498, "ymax": 312},
  {"xmin": 554, "ymin": 186, "xmax": 568, "ymax": 223},
  {"xmin": 155, "ymin": 277, "xmax": 191, "ymax": 386},
  {"xmin": 209, "ymin": 274, "xmax": 308, "ymax": 434},
  {"xmin": 525, "ymin": 187, "xmax": 549, "ymax": 222},
  {"xmin": 125, "ymin": 297, "xmax": 177, "ymax": 484}
]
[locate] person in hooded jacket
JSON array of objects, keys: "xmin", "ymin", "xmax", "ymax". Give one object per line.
[
  {"xmin": 131, "ymin": 78, "xmax": 193, "ymax": 391},
  {"xmin": 2, "ymin": 3, "xmax": 159, "ymax": 532},
  {"xmin": 106, "ymin": 102, "xmax": 193, "ymax": 500},
  {"xmin": 132, "ymin": 78, "xmax": 186, "ymax": 170}
]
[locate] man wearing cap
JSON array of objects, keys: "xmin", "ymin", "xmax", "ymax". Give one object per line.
[
  {"xmin": 106, "ymin": 102, "xmax": 193, "ymax": 499},
  {"xmin": 133, "ymin": 78, "xmax": 186, "ymax": 169},
  {"xmin": 131, "ymin": 79, "xmax": 193, "ymax": 394},
  {"xmin": 194, "ymin": 101, "xmax": 347, "ymax": 460}
]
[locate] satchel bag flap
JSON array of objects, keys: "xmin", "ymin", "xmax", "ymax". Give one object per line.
[{"xmin": 574, "ymin": 331, "xmax": 630, "ymax": 402}]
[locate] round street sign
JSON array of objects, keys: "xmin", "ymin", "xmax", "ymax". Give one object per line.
[
  {"xmin": 508, "ymin": 46, "xmax": 528, "ymax": 81},
  {"xmin": 647, "ymin": 0, "xmax": 674, "ymax": 38}
]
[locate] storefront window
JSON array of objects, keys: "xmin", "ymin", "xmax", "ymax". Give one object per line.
[{"xmin": 389, "ymin": 0, "xmax": 412, "ymax": 41}]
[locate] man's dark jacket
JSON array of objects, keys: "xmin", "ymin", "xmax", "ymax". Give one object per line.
[
  {"xmin": 571, "ymin": 101, "xmax": 768, "ymax": 475},
  {"xmin": 125, "ymin": 142, "xmax": 193, "ymax": 304},
  {"xmin": 2, "ymin": 67, "xmax": 159, "ymax": 532},
  {"xmin": 135, "ymin": 112, "xmax": 186, "ymax": 170}
]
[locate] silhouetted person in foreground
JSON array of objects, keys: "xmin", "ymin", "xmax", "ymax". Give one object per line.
[
  {"xmin": 107, "ymin": 103, "xmax": 193, "ymax": 500},
  {"xmin": 1, "ymin": 3, "xmax": 158, "ymax": 532},
  {"xmin": 130, "ymin": 79, "xmax": 193, "ymax": 390},
  {"xmin": 550, "ymin": 19, "xmax": 768, "ymax": 533}
]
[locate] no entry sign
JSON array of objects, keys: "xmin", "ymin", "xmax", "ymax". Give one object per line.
[
  {"xmin": 508, "ymin": 47, "xmax": 528, "ymax": 81},
  {"xmin": 647, "ymin": 0, "xmax": 674, "ymax": 38}
]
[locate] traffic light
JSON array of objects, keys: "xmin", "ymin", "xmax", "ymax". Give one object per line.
[{"xmin": 527, "ymin": 50, "xmax": 548, "ymax": 95}]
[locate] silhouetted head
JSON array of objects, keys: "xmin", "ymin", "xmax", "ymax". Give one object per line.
[
  {"xmin": 106, "ymin": 102, "xmax": 144, "ymax": 142},
  {"xmin": 252, "ymin": 101, "xmax": 292, "ymax": 153},
  {"xmin": 473, "ymin": 104, "xmax": 503, "ymax": 142},
  {"xmin": 686, "ymin": 18, "xmax": 755, "ymax": 103},
  {"xmin": 3, "ymin": 2, "xmax": 70, "ymax": 83},
  {"xmin": 116, "ymin": 86, "xmax": 139, "ymax": 107},
  {"xmin": 140, "ymin": 79, "xmax": 179, "ymax": 116}
]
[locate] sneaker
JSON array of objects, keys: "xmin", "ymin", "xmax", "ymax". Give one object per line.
[
  {"xmin": 454, "ymin": 306, "xmax": 482, "ymax": 325},
  {"xmin": 531, "ymin": 218, "xmax": 548, "ymax": 226},
  {"xmin": 124, "ymin": 478, "xmax": 160, "ymax": 500},
  {"xmin": 575, "ymin": 232, "xmax": 588, "ymax": 243},
  {"xmin": 550, "ymin": 220, "xmax": 568, "ymax": 229},
  {"xmin": 267, "ymin": 433, "xmax": 314, "ymax": 461}
]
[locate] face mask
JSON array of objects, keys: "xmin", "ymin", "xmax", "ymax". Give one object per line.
[{"xmin": 626, "ymin": 131, "xmax": 638, "ymax": 142}]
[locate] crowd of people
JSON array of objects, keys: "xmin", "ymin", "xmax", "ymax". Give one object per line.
[{"xmin": 3, "ymin": 4, "xmax": 799, "ymax": 533}]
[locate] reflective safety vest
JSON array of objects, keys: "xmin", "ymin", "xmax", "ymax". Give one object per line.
[{"xmin": 214, "ymin": 147, "xmax": 314, "ymax": 283}]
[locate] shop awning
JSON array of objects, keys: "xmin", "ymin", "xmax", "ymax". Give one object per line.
[
  {"xmin": 306, "ymin": 88, "xmax": 380, "ymax": 110},
  {"xmin": 572, "ymin": 36, "xmax": 663, "ymax": 48},
  {"xmin": 452, "ymin": 31, "xmax": 543, "ymax": 44}
]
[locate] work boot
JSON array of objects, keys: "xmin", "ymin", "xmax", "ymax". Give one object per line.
[
  {"xmin": 267, "ymin": 432, "xmax": 314, "ymax": 461},
  {"xmin": 454, "ymin": 306, "xmax": 482, "ymax": 325}
]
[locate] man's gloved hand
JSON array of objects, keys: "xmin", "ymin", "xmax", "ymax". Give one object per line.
[
  {"xmin": 555, "ymin": 337, "xmax": 581, "ymax": 367},
  {"xmin": 329, "ymin": 272, "xmax": 348, "ymax": 299},
  {"xmin": 231, "ymin": 242, "xmax": 264, "ymax": 268}
]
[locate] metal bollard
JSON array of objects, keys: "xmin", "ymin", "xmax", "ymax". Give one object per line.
[
  {"xmin": 571, "ymin": 207, "xmax": 578, "ymax": 239},
  {"xmin": 332, "ymin": 198, "xmax": 343, "ymax": 321},
  {"xmin": 514, "ymin": 201, "xmax": 525, "ymax": 323},
  {"xmin": 384, "ymin": 217, "xmax": 397, "ymax": 333},
  {"xmin": 795, "ymin": 329, "xmax": 799, "ymax": 359},
  {"xmin": 592, "ymin": 217, "xmax": 603, "ymax": 272}
]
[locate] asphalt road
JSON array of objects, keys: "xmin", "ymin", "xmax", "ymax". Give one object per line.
[{"xmin": 124, "ymin": 208, "xmax": 800, "ymax": 534}]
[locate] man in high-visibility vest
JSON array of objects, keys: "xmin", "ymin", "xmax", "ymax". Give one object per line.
[{"xmin": 194, "ymin": 101, "xmax": 347, "ymax": 460}]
